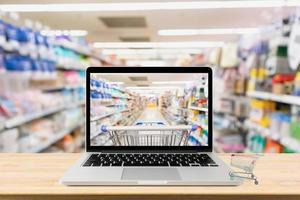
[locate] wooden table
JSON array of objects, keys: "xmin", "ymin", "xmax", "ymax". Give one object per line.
[{"xmin": 0, "ymin": 153, "xmax": 300, "ymax": 200}]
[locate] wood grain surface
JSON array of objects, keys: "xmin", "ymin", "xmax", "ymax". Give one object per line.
[{"xmin": 0, "ymin": 153, "xmax": 300, "ymax": 200}]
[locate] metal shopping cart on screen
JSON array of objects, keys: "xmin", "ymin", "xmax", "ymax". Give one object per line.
[
  {"xmin": 135, "ymin": 121, "xmax": 165, "ymax": 126},
  {"xmin": 100, "ymin": 124, "xmax": 197, "ymax": 146}
]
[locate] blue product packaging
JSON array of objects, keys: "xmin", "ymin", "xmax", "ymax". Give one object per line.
[
  {"xmin": 18, "ymin": 27, "xmax": 30, "ymax": 56},
  {"xmin": 0, "ymin": 49, "xmax": 5, "ymax": 72},
  {"xmin": 5, "ymin": 23, "xmax": 19, "ymax": 51},
  {"xmin": 4, "ymin": 53, "xmax": 19, "ymax": 71},
  {"xmin": 0, "ymin": 20, "xmax": 6, "ymax": 47}
]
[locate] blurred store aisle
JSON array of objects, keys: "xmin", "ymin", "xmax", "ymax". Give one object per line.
[{"xmin": 135, "ymin": 107, "xmax": 168, "ymax": 125}]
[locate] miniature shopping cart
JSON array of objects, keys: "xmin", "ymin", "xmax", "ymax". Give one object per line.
[
  {"xmin": 229, "ymin": 154, "xmax": 260, "ymax": 185},
  {"xmin": 101, "ymin": 125, "xmax": 197, "ymax": 146}
]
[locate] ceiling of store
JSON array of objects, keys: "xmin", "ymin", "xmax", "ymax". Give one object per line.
[
  {"xmin": 102, "ymin": 73, "xmax": 205, "ymax": 86},
  {"xmin": 0, "ymin": 0, "xmax": 296, "ymax": 43}
]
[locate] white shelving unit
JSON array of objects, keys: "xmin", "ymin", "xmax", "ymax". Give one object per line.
[
  {"xmin": 90, "ymin": 109, "xmax": 129, "ymax": 122},
  {"xmin": 246, "ymin": 120, "xmax": 300, "ymax": 152},
  {"xmin": 56, "ymin": 64, "xmax": 88, "ymax": 71},
  {"xmin": 4, "ymin": 101, "xmax": 84, "ymax": 129},
  {"xmin": 188, "ymin": 106, "xmax": 208, "ymax": 112},
  {"xmin": 26, "ymin": 121, "xmax": 85, "ymax": 153},
  {"xmin": 54, "ymin": 40, "xmax": 115, "ymax": 66},
  {"xmin": 0, "ymin": 120, "xmax": 4, "ymax": 132},
  {"xmin": 247, "ymin": 91, "xmax": 300, "ymax": 106}
]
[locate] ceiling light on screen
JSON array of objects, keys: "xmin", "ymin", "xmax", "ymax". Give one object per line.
[
  {"xmin": 41, "ymin": 30, "xmax": 88, "ymax": 37},
  {"xmin": 0, "ymin": 1, "xmax": 299, "ymax": 12},
  {"xmin": 158, "ymin": 28, "xmax": 260, "ymax": 36},
  {"xmin": 93, "ymin": 42, "xmax": 224, "ymax": 49}
]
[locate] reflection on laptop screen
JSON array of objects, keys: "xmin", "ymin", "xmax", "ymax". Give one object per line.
[{"xmin": 90, "ymin": 73, "xmax": 208, "ymax": 147}]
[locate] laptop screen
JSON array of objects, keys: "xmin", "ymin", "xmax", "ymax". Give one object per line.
[{"xmin": 90, "ymin": 73, "xmax": 209, "ymax": 147}]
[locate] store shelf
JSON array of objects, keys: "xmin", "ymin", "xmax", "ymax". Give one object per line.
[
  {"xmin": 90, "ymin": 110, "xmax": 139, "ymax": 139},
  {"xmin": 247, "ymin": 91, "xmax": 300, "ymax": 106},
  {"xmin": 106, "ymin": 103, "xmax": 127, "ymax": 107},
  {"xmin": 56, "ymin": 64, "xmax": 87, "ymax": 71},
  {"xmin": 26, "ymin": 121, "xmax": 85, "ymax": 153},
  {"xmin": 0, "ymin": 120, "xmax": 4, "ymax": 132},
  {"xmin": 90, "ymin": 109, "xmax": 129, "ymax": 122},
  {"xmin": 90, "ymin": 90, "xmax": 131, "ymax": 100},
  {"xmin": 188, "ymin": 106, "xmax": 208, "ymax": 112},
  {"xmin": 40, "ymin": 85, "xmax": 85, "ymax": 91},
  {"xmin": 54, "ymin": 40, "xmax": 117, "ymax": 66},
  {"xmin": 246, "ymin": 120, "xmax": 300, "ymax": 152},
  {"xmin": 111, "ymin": 94, "xmax": 131, "ymax": 99},
  {"xmin": 4, "ymin": 101, "xmax": 85, "ymax": 129},
  {"xmin": 54, "ymin": 40, "xmax": 91, "ymax": 56}
]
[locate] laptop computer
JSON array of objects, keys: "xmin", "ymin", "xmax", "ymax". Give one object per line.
[{"xmin": 60, "ymin": 67, "xmax": 241, "ymax": 186}]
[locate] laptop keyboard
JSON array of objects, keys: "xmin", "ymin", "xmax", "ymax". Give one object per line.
[{"xmin": 82, "ymin": 153, "xmax": 218, "ymax": 167}]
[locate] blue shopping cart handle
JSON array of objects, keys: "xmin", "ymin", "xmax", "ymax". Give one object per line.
[
  {"xmin": 191, "ymin": 124, "xmax": 198, "ymax": 131},
  {"xmin": 101, "ymin": 125, "xmax": 108, "ymax": 133}
]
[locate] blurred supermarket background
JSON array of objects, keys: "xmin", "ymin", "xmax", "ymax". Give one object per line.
[{"xmin": 1, "ymin": 0, "xmax": 300, "ymax": 153}]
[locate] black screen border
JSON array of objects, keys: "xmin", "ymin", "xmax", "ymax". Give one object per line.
[{"xmin": 86, "ymin": 67, "xmax": 213, "ymax": 153}]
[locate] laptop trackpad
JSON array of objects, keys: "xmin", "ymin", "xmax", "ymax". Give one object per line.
[{"xmin": 122, "ymin": 168, "xmax": 181, "ymax": 180}]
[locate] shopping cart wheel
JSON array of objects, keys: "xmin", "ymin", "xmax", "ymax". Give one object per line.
[{"xmin": 101, "ymin": 125, "xmax": 108, "ymax": 133}]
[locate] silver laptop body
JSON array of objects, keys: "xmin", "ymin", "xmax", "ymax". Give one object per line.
[{"xmin": 60, "ymin": 67, "xmax": 241, "ymax": 186}]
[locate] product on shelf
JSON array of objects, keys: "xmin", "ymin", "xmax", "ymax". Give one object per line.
[
  {"xmin": 17, "ymin": 107, "xmax": 84, "ymax": 152},
  {"xmin": 215, "ymin": 134, "xmax": 245, "ymax": 153},
  {"xmin": 294, "ymin": 72, "xmax": 300, "ymax": 96},
  {"xmin": 272, "ymin": 74, "xmax": 295, "ymax": 95},
  {"xmin": 264, "ymin": 139, "xmax": 283, "ymax": 153},
  {"xmin": 249, "ymin": 99, "xmax": 276, "ymax": 127},
  {"xmin": 0, "ymin": 88, "xmax": 84, "ymax": 120},
  {"xmin": 89, "ymin": 75, "xmax": 145, "ymax": 145},
  {"xmin": 0, "ymin": 11, "xmax": 123, "ymax": 153},
  {"xmin": 0, "ymin": 128, "xmax": 19, "ymax": 152}
]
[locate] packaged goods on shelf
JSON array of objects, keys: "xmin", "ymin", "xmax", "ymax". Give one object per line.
[
  {"xmin": 246, "ymin": 115, "xmax": 300, "ymax": 153},
  {"xmin": 0, "ymin": 11, "xmax": 124, "ymax": 153},
  {"xmin": 271, "ymin": 74, "xmax": 295, "ymax": 95},
  {"xmin": 248, "ymin": 99, "xmax": 276, "ymax": 127},
  {"xmin": 17, "ymin": 107, "xmax": 84, "ymax": 152},
  {"xmin": 39, "ymin": 127, "xmax": 84, "ymax": 153},
  {"xmin": 220, "ymin": 43, "xmax": 239, "ymax": 68},
  {"xmin": 89, "ymin": 75, "xmax": 145, "ymax": 145},
  {"xmin": 294, "ymin": 72, "xmax": 300, "ymax": 96},
  {"xmin": 0, "ymin": 128, "xmax": 19, "ymax": 152},
  {"xmin": 0, "ymin": 89, "xmax": 84, "ymax": 121},
  {"xmin": 160, "ymin": 92, "xmax": 188, "ymax": 125},
  {"xmin": 291, "ymin": 106, "xmax": 300, "ymax": 140},
  {"xmin": 29, "ymin": 70, "xmax": 85, "ymax": 93},
  {"xmin": 0, "ymin": 14, "xmax": 59, "ymax": 80},
  {"xmin": 266, "ymin": 36, "xmax": 292, "ymax": 76},
  {"xmin": 0, "ymin": 91, "xmax": 64, "ymax": 118},
  {"xmin": 55, "ymin": 46, "xmax": 89, "ymax": 70},
  {"xmin": 215, "ymin": 134, "xmax": 245, "ymax": 153},
  {"xmin": 247, "ymin": 131, "xmax": 266, "ymax": 153},
  {"xmin": 264, "ymin": 138, "xmax": 283, "ymax": 153},
  {"xmin": 55, "ymin": 135, "xmax": 76, "ymax": 153},
  {"xmin": 0, "ymin": 11, "xmax": 115, "ymax": 75}
]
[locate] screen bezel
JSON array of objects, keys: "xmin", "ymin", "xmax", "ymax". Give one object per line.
[{"xmin": 86, "ymin": 67, "xmax": 213, "ymax": 152}]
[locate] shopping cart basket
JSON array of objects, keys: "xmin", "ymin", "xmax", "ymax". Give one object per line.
[
  {"xmin": 135, "ymin": 121, "xmax": 165, "ymax": 126},
  {"xmin": 229, "ymin": 154, "xmax": 260, "ymax": 185},
  {"xmin": 101, "ymin": 125, "xmax": 197, "ymax": 146}
]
